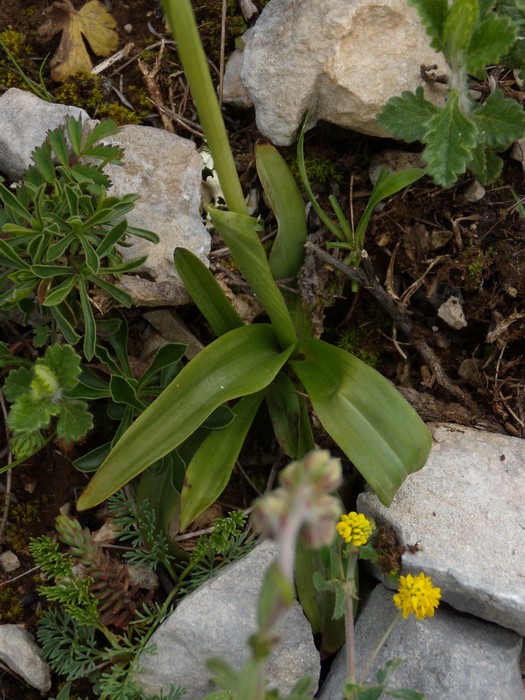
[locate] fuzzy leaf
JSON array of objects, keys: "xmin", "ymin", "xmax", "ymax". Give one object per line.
[
  {"xmin": 43, "ymin": 344, "xmax": 81, "ymax": 392},
  {"xmin": 442, "ymin": 0, "xmax": 478, "ymax": 68},
  {"xmin": 38, "ymin": 0, "xmax": 119, "ymax": 82},
  {"xmin": 471, "ymin": 89, "xmax": 525, "ymax": 149},
  {"xmin": 408, "ymin": 0, "xmax": 448, "ymax": 52},
  {"xmin": 422, "ymin": 92, "xmax": 478, "ymax": 188},
  {"xmin": 56, "ymin": 399, "xmax": 93, "ymax": 441},
  {"xmin": 8, "ymin": 393, "xmax": 57, "ymax": 433},
  {"xmin": 468, "ymin": 144, "xmax": 503, "ymax": 184},
  {"xmin": 376, "ymin": 87, "xmax": 440, "ymax": 143},
  {"xmin": 466, "ymin": 14, "xmax": 516, "ymax": 77}
]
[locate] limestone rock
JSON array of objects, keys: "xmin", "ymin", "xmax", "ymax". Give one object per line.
[
  {"xmin": 0, "ymin": 625, "xmax": 51, "ymax": 693},
  {"xmin": 0, "ymin": 88, "xmax": 95, "ymax": 180},
  {"xmin": 224, "ymin": 0, "xmax": 447, "ymax": 145},
  {"xmin": 358, "ymin": 424, "xmax": 525, "ymax": 636},
  {"xmin": 319, "ymin": 585, "xmax": 525, "ymax": 700},
  {"xmin": 135, "ymin": 541, "xmax": 320, "ymax": 698}
]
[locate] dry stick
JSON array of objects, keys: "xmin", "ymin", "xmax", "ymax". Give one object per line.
[
  {"xmin": 0, "ymin": 390, "xmax": 13, "ymax": 544},
  {"xmin": 305, "ymin": 242, "xmax": 480, "ymax": 416},
  {"xmin": 138, "ymin": 40, "xmax": 175, "ymax": 133}
]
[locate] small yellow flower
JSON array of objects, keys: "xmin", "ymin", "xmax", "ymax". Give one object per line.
[
  {"xmin": 393, "ymin": 572, "xmax": 441, "ymax": 620},
  {"xmin": 336, "ymin": 512, "xmax": 372, "ymax": 547}
]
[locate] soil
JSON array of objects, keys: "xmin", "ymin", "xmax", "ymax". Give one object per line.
[{"xmin": 0, "ymin": 1, "xmax": 524, "ymax": 698}]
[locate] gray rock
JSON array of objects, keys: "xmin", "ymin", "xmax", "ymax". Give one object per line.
[
  {"xmin": 319, "ymin": 585, "xmax": 524, "ymax": 700},
  {"xmin": 102, "ymin": 124, "xmax": 210, "ymax": 286},
  {"xmin": 358, "ymin": 424, "xmax": 525, "ymax": 636},
  {"xmin": 135, "ymin": 541, "xmax": 320, "ymax": 698},
  {"xmin": 437, "ymin": 295, "xmax": 467, "ymax": 329},
  {"xmin": 224, "ymin": 0, "xmax": 447, "ymax": 145},
  {"xmin": 0, "ymin": 625, "xmax": 51, "ymax": 692},
  {"xmin": 0, "ymin": 550, "xmax": 20, "ymax": 573},
  {"xmin": 0, "ymin": 88, "xmax": 95, "ymax": 180}
]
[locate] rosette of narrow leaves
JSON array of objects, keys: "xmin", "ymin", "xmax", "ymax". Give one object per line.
[
  {"xmin": 4, "ymin": 343, "xmax": 92, "ymax": 458},
  {"xmin": 0, "ymin": 116, "xmax": 158, "ymax": 359},
  {"xmin": 377, "ymin": 0, "xmax": 525, "ymax": 187}
]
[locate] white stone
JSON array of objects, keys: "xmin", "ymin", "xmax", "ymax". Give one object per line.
[
  {"xmin": 0, "ymin": 625, "xmax": 51, "ymax": 692},
  {"xmin": 358, "ymin": 424, "xmax": 525, "ymax": 636},
  {"xmin": 0, "ymin": 88, "xmax": 95, "ymax": 180},
  {"xmin": 319, "ymin": 585, "xmax": 525, "ymax": 700},
  {"xmin": 102, "ymin": 124, "xmax": 210, "ymax": 286},
  {"xmin": 135, "ymin": 541, "xmax": 320, "ymax": 698},
  {"xmin": 0, "ymin": 550, "xmax": 20, "ymax": 573},
  {"xmin": 224, "ymin": 0, "xmax": 447, "ymax": 145},
  {"xmin": 437, "ymin": 295, "xmax": 467, "ymax": 329}
]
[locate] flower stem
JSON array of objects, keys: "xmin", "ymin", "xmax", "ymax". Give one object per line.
[
  {"xmin": 359, "ymin": 611, "xmax": 401, "ymax": 684},
  {"xmin": 344, "ymin": 582, "xmax": 356, "ymax": 684}
]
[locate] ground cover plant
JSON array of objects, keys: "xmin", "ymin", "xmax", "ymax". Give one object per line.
[{"xmin": 0, "ymin": 0, "xmax": 524, "ymax": 698}]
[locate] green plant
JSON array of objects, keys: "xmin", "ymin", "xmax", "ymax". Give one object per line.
[
  {"xmin": 0, "ymin": 116, "xmax": 158, "ymax": 359},
  {"xmin": 30, "ymin": 518, "xmax": 186, "ymax": 699},
  {"xmin": 0, "ymin": 29, "xmax": 53, "ymax": 100},
  {"xmin": 76, "ymin": 0, "xmax": 431, "ymax": 548},
  {"xmin": 3, "ymin": 344, "xmax": 92, "ymax": 460},
  {"xmin": 376, "ymin": 0, "xmax": 525, "ymax": 187}
]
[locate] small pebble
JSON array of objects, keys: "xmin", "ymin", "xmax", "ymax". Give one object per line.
[
  {"xmin": 124, "ymin": 23, "xmax": 133, "ymax": 33},
  {"xmin": 0, "ymin": 550, "xmax": 21, "ymax": 573}
]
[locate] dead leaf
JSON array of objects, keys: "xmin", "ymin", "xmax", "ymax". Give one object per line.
[{"xmin": 38, "ymin": 0, "xmax": 118, "ymax": 82}]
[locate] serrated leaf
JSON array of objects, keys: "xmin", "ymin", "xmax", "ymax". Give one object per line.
[
  {"xmin": 422, "ymin": 92, "xmax": 478, "ymax": 188},
  {"xmin": 408, "ymin": 0, "xmax": 448, "ymax": 52},
  {"xmin": 471, "ymin": 89, "xmax": 525, "ymax": 149},
  {"xmin": 43, "ymin": 344, "xmax": 81, "ymax": 391},
  {"xmin": 442, "ymin": 0, "xmax": 478, "ymax": 68},
  {"xmin": 376, "ymin": 87, "xmax": 440, "ymax": 143},
  {"xmin": 468, "ymin": 144, "xmax": 503, "ymax": 184},
  {"xmin": 8, "ymin": 393, "xmax": 56, "ymax": 433},
  {"xmin": 3, "ymin": 367, "xmax": 33, "ymax": 403},
  {"xmin": 38, "ymin": 0, "xmax": 119, "ymax": 82},
  {"xmin": 56, "ymin": 399, "xmax": 93, "ymax": 441},
  {"xmin": 466, "ymin": 14, "xmax": 516, "ymax": 76}
]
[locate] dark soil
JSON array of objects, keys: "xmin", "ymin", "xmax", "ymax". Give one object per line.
[{"xmin": 0, "ymin": 1, "xmax": 524, "ymax": 698}]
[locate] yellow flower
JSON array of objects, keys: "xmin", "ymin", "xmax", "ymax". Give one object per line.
[
  {"xmin": 336, "ymin": 512, "xmax": 372, "ymax": 547},
  {"xmin": 393, "ymin": 572, "xmax": 441, "ymax": 620}
]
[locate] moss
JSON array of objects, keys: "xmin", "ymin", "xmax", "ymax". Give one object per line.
[
  {"xmin": 336, "ymin": 325, "xmax": 381, "ymax": 368},
  {"xmin": 284, "ymin": 152, "xmax": 345, "ymax": 186},
  {"xmin": 5, "ymin": 501, "xmax": 43, "ymax": 553},
  {"xmin": 0, "ymin": 28, "xmax": 34, "ymax": 90},
  {"xmin": 0, "ymin": 585, "xmax": 24, "ymax": 623}
]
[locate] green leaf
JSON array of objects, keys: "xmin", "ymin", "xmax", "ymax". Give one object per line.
[
  {"xmin": 0, "ymin": 182, "xmax": 34, "ymax": 222},
  {"xmin": 265, "ymin": 372, "xmax": 302, "ymax": 458},
  {"xmin": 47, "ymin": 126, "xmax": 70, "ymax": 168},
  {"xmin": 174, "ymin": 247, "xmax": 244, "ymax": 337},
  {"xmin": 376, "ymin": 87, "xmax": 440, "ymax": 143},
  {"xmin": 50, "ymin": 305, "xmax": 80, "ymax": 345},
  {"xmin": 56, "ymin": 399, "xmax": 93, "ymax": 441},
  {"xmin": 94, "ymin": 219, "xmax": 128, "ymax": 258},
  {"xmin": 467, "ymin": 144, "xmax": 503, "ymax": 184},
  {"xmin": 82, "ymin": 118, "xmax": 119, "ymax": 150},
  {"xmin": 255, "ymin": 143, "xmax": 307, "ymax": 279},
  {"xmin": 354, "ymin": 167, "xmax": 424, "ymax": 250},
  {"xmin": 408, "ymin": 0, "xmax": 448, "ymax": 52},
  {"xmin": 78, "ymin": 279, "xmax": 96, "ymax": 361},
  {"xmin": 8, "ymin": 393, "xmax": 55, "ymax": 433},
  {"xmin": 0, "ymin": 238, "xmax": 30, "ymax": 270},
  {"xmin": 3, "ymin": 367, "xmax": 33, "ymax": 402},
  {"xmin": 139, "ymin": 343, "xmax": 186, "ymax": 388},
  {"xmin": 422, "ymin": 92, "xmax": 478, "ymax": 188},
  {"xmin": 43, "ymin": 344, "xmax": 81, "ymax": 391},
  {"xmin": 109, "ymin": 375, "xmax": 146, "ymax": 412},
  {"xmin": 87, "ymin": 275, "xmax": 132, "ymax": 307},
  {"xmin": 77, "ymin": 324, "xmax": 294, "ymax": 509},
  {"xmin": 73, "ymin": 442, "xmax": 112, "ymax": 473},
  {"xmin": 209, "ymin": 208, "xmax": 296, "ymax": 348},
  {"xmin": 31, "ymin": 144, "xmax": 56, "ymax": 183},
  {"xmin": 65, "ymin": 116, "xmax": 84, "ymax": 155},
  {"xmin": 42, "ymin": 275, "xmax": 77, "ymax": 307},
  {"xmin": 289, "ymin": 338, "xmax": 431, "ymax": 505},
  {"xmin": 466, "ymin": 14, "xmax": 516, "ymax": 76},
  {"xmin": 471, "ymin": 89, "xmax": 525, "ymax": 149},
  {"xmin": 179, "ymin": 390, "xmax": 266, "ymax": 531},
  {"xmin": 442, "ymin": 0, "xmax": 478, "ymax": 68}
]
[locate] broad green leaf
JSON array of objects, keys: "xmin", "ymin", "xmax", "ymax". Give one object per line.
[
  {"xmin": 442, "ymin": 0, "xmax": 478, "ymax": 68},
  {"xmin": 354, "ymin": 167, "xmax": 424, "ymax": 249},
  {"xmin": 83, "ymin": 118, "xmax": 119, "ymax": 149},
  {"xmin": 56, "ymin": 399, "xmax": 93, "ymax": 441},
  {"xmin": 65, "ymin": 115, "xmax": 84, "ymax": 155},
  {"xmin": 422, "ymin": 92, "xmax": 478, "ymax": 188},
  {"xmin": 209, "ymin": 208, "xmax": 296, "ymax": 348},
  {"xmin": 95, "ymin": 219, "xmax": 128, "ymax": 257},
  {"xmin": 74, "ymin": 441, "xmax": 112, "ymax": 472},
  {"xmin": 8, "ymin": 393, "xmax": 53, "ymax": 432},
  {"xmin": 255, "ymin": 143, "xmax": 307, "ymax": 279},
  {"xmin": 139, "ymin": 343, "xmax": 186, "ymax": 387},
  {"xmin": 466, "ymin": 14, "xmax": 516, "ymax": 76},
  {"xmin": 376, "ymin": 87, "xmax": 440, "ymax": 143},
  {"xmin": 467, "ymin": 144, "xmax": 503, "ymax": 184},
  {"xmin": 109, "ymin": 375, "xmax": 146, "ymax": 411},
  {"xmin": 408, "ymin": 0, "xmax": 448, "ymax": 52},
  {"xmin": 47, "ymin": 126, "xmax": 70, "ymax": 168},
  {"xmin": 31, "ymin": 264, "xmax": 74, "ymax": 278},
  {"xmin": 174, "ymin": 247, "xmax": 244, "ymax": 336},
  {"xmin": 77, "ymin": 324, "xmax": 293, "ymax": 509},
  {"xmin": 471, "ymin": 89, "xmax": 525, "ymax": 149},
  {"xmin": 0, "ymin": 238, "xmax": 30, "ymax": 270},
  {"xmin": 265, "ymin": 372, "xmax": 302, "ymax": 458},
  {"xmin": 179, "ymin": 390, "xmax": 266, "ymax": 531},
  {"xmin": 31, "ymin": 144, "xmax": 56, "ymax": 183},
  {"xmin": 3, "ymin": 367, "xmax": 33, "ymax": 403},
  {"xmin": 289, "ymin": 339, "xmax": 431, "ymax": 505},
  {"xmin": 0, "ymin": 182, "xmax": 34, "ymax": 222}
]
